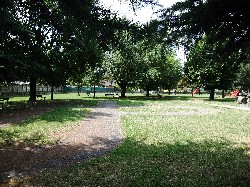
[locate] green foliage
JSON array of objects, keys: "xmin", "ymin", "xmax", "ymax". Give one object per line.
[
  {"xmin": 235, "ymin": 63, "xmax": 250, "ymax": 91},
  {"xmin": 105, "ymin": 23, "xmax": 182, "ymax": 97},
  {"xmin": 159, "ymin": 54, "xmax": 182, "ymax": 90},
  {"xmin": 161, "ymin": 0, "xmax": 250, "ymax": 61},
  {"xmin": 105, "ymin": 29, "xmax": 144, "ymax": 97},
  {"xmin": 185, "ymin": 36, "xmax": 240, "ymax": 99},
  {"xmin": 0, "ymin": 0, "xmax": 124, "ymax": 91},
  {"xmin": 138, "ymin": 42, "xmax": 182, "ymax": 94}
]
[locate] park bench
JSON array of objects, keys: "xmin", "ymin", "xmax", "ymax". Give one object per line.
[
  {"xmin": 105, "ymin": 93, "xmax": 114, "ymax": 97},
  {"xmin": 36, "ymin": 94, "xmax": 46, "ymax": 100}
]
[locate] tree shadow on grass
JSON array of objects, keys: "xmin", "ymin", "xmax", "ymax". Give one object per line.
[
  {"xmin": 0, "ymin": 136, "xmax": 123, "ymax": 182},
  {"xmin": 0, "ymin": 99, "xmax": 99, "ymax": 116},
  {"xmin": 0, "ymin": 105, "xmax": 116, "ymax": 148},
  {"xmin": 117, "ymin": 95, "xmax": 200, "ymax": 102},
  {"xmin": 110, "ymin": 95, "xmax": 194, "ymax": 107},
  {"xmin": 17, "ymin": 137, "xmax": 250, "ymax": 187},
  {"xmin": 202, "ymin": 97, "xmax": 236, "ymax": 102}
]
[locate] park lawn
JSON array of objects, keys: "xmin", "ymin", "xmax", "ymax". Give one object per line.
[
  {"xmin": 0, "ymin": 99, "xmax": 98, "ymax": 148},
  {"xmin": 18, "ymin": 97, "xmax": 250, "ymax": 187}
]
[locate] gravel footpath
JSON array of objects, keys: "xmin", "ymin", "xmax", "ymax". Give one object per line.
[{"xmin": 0, "ymin": 100, "xmax": 123, "ymax": 180}]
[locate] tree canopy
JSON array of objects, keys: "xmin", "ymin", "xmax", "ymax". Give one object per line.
[
  {"xmin": 184, "ymin": 36, "xmax": 241, "ymax": 99},
  {"xmin": 1, "ymin": 0, "xmax": 183, "ymax": 99},
  {"xmin": 235, "ymin": 63, "xmax": 250, "ymax": 92},
  {"xmin": 0, "ymin": 0, "xmax": 131, "ymax": 100},
  {"xmin": 160, "ymin": 0, "xmax": 250, "ymax": 59},
  {"xmin": 158, "ymin": 0, "xmax": 250, "ymax": 99}
]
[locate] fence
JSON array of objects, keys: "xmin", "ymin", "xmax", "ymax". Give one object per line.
[{"xmin": 0, "ymin": 84, "xmax": 116, "ymax": 96}]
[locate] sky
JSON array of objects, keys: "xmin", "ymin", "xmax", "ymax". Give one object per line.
[
  {"xmin": 99, "ymin": 0, "xmax": 186, "ymax": 63},
  {"xmin": 99, "ymin": 0, "xmax": 182, "ymax": 24}
]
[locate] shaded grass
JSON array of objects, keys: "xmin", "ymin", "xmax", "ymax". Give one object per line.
[
  {"xmin": 0, "ymin": 97, "xmax": 98, "ymax": 114},
  {"xmin": 0, "ymin": 103, "xmax": 94, "ymax": 148},
  {"xmin": 30, "ymin": 140, "xmax": 250, "ymax": 187}
]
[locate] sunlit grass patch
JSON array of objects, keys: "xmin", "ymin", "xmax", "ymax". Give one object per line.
[
  {"xmin": 0, "ymin": 106, "xmax": 90, "ymax": 148},
  {"xmin": 116, "ymin": 99, "xmax": 145, "ymax": 107}
]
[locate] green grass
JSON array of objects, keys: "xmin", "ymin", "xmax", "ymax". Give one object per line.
[
  {"xmin": 2, "ymin": 94, "xmax": 250, "ymax": 186},
  {"xmin": 0, "ymin": 99, "xmax": 98, "ymax": 148}
]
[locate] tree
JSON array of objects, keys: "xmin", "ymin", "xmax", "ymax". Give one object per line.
[
  {"xmin": 1, "ymin": 0, "xmax": 56, "ymax": 101},
  {"xmin": 160, "ymin": 0, "xmax": 250, "ymax": 64},
  {"xmin": 105, "ymin": 29, "xmax": 143, "ymax": 98},
  {"xmin": 235, "ymin": 63, "xmax": 250, "ymax": 92},
  {"xmin": 0, "ymin": 1, "xmax": 34, "ymax": 84},
  {"xmin": 159, "ymin": 54, "xmax": 182, "ymax": 94},
  {"xmin": 1, "ymin": 0, "xmax": 123, "ymax": 100},
  {"xmin": 184, "ymin": 37, "xmax": 239, "ymax": 100},
  {"xmin": 138, "ymin": 42, "xmax": 181, "ymax": 96}
]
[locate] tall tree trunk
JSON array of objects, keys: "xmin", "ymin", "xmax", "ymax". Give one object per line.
[
  {"xmin": 29, "ymin": 76, "xmax": 36, "ymax": 102},
  {"xmin": 191, "ymin": 87, "xmax": 194, "ymax": 98},
  {"xmin": 119, "ymin": 82, "xmax": 127, "ymax": 98},
  {"xmin": 209, "ymin": 88, "xmax": 215, "ymax": 100},
  {"xmin": 120, "ymin": 86, "xmax": 126, "ymax": 98},
  {"xmin": 93, "ymin": 84, "xmax": 96, "ymax": 98},
  {"xmin": 146, "ymin": 83, "xmax": 150, "ymax": 97},
  {"xmin": 120, "ymin": 89, "xmax": 126, "ymax": 98},
  {"xmin": 51, "ymin": 85, "xmax": 54, "ymax": 100},
  {"xmin": 222, "ymin": 89, "xmax": 225, "ymax": 98},
  {"xmin": 77, "ymin": 85, "xmax": 80, "ymax": 96},
  {"xmin": 168, "ymin": 89, "xmax": 171, "ymax": 95}
]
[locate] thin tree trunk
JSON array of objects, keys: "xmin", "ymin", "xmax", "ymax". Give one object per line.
[
  {"xmin": 93, "ymin": 84, "xmax": 96, "ymax": 98},
  {"xmin": 146, "ymin": 84, "xmax": 150, "ymax": 97},
  {"xmin": 29, "ymin": 76, "xmax": 36, "ymax": 102},
  {"xmin": 168, "ymin": 89, "xmax": 171, "ymax": 95},
  {"xmin": 222, "ymin": 89, "xmax": 225, "ymax": 98},
  {"xmin": 209, "ymin": 88, "xmax": 215, "ymax": 100},
  {"xmin": 77, "ymin": 86, "xmax": 80, "ymax": 96},
  {"xmin": 51, "ymin": 85, "xmax": 54, "ymax": 100}
]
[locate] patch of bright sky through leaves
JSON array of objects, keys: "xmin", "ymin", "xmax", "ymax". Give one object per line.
[{"xmin": 99, "ymin": 0, "xmax": 186, "ymax": 63}]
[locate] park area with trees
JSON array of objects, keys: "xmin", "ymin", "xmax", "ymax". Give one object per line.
[{"xmin": 0, "ymin": 0, "xmax": 250, "ymax": 186}]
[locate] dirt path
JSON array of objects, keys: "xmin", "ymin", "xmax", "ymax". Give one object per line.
[{"xmin": 0, "ymin": 100, "xmax": 123, "ymax": 180}]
